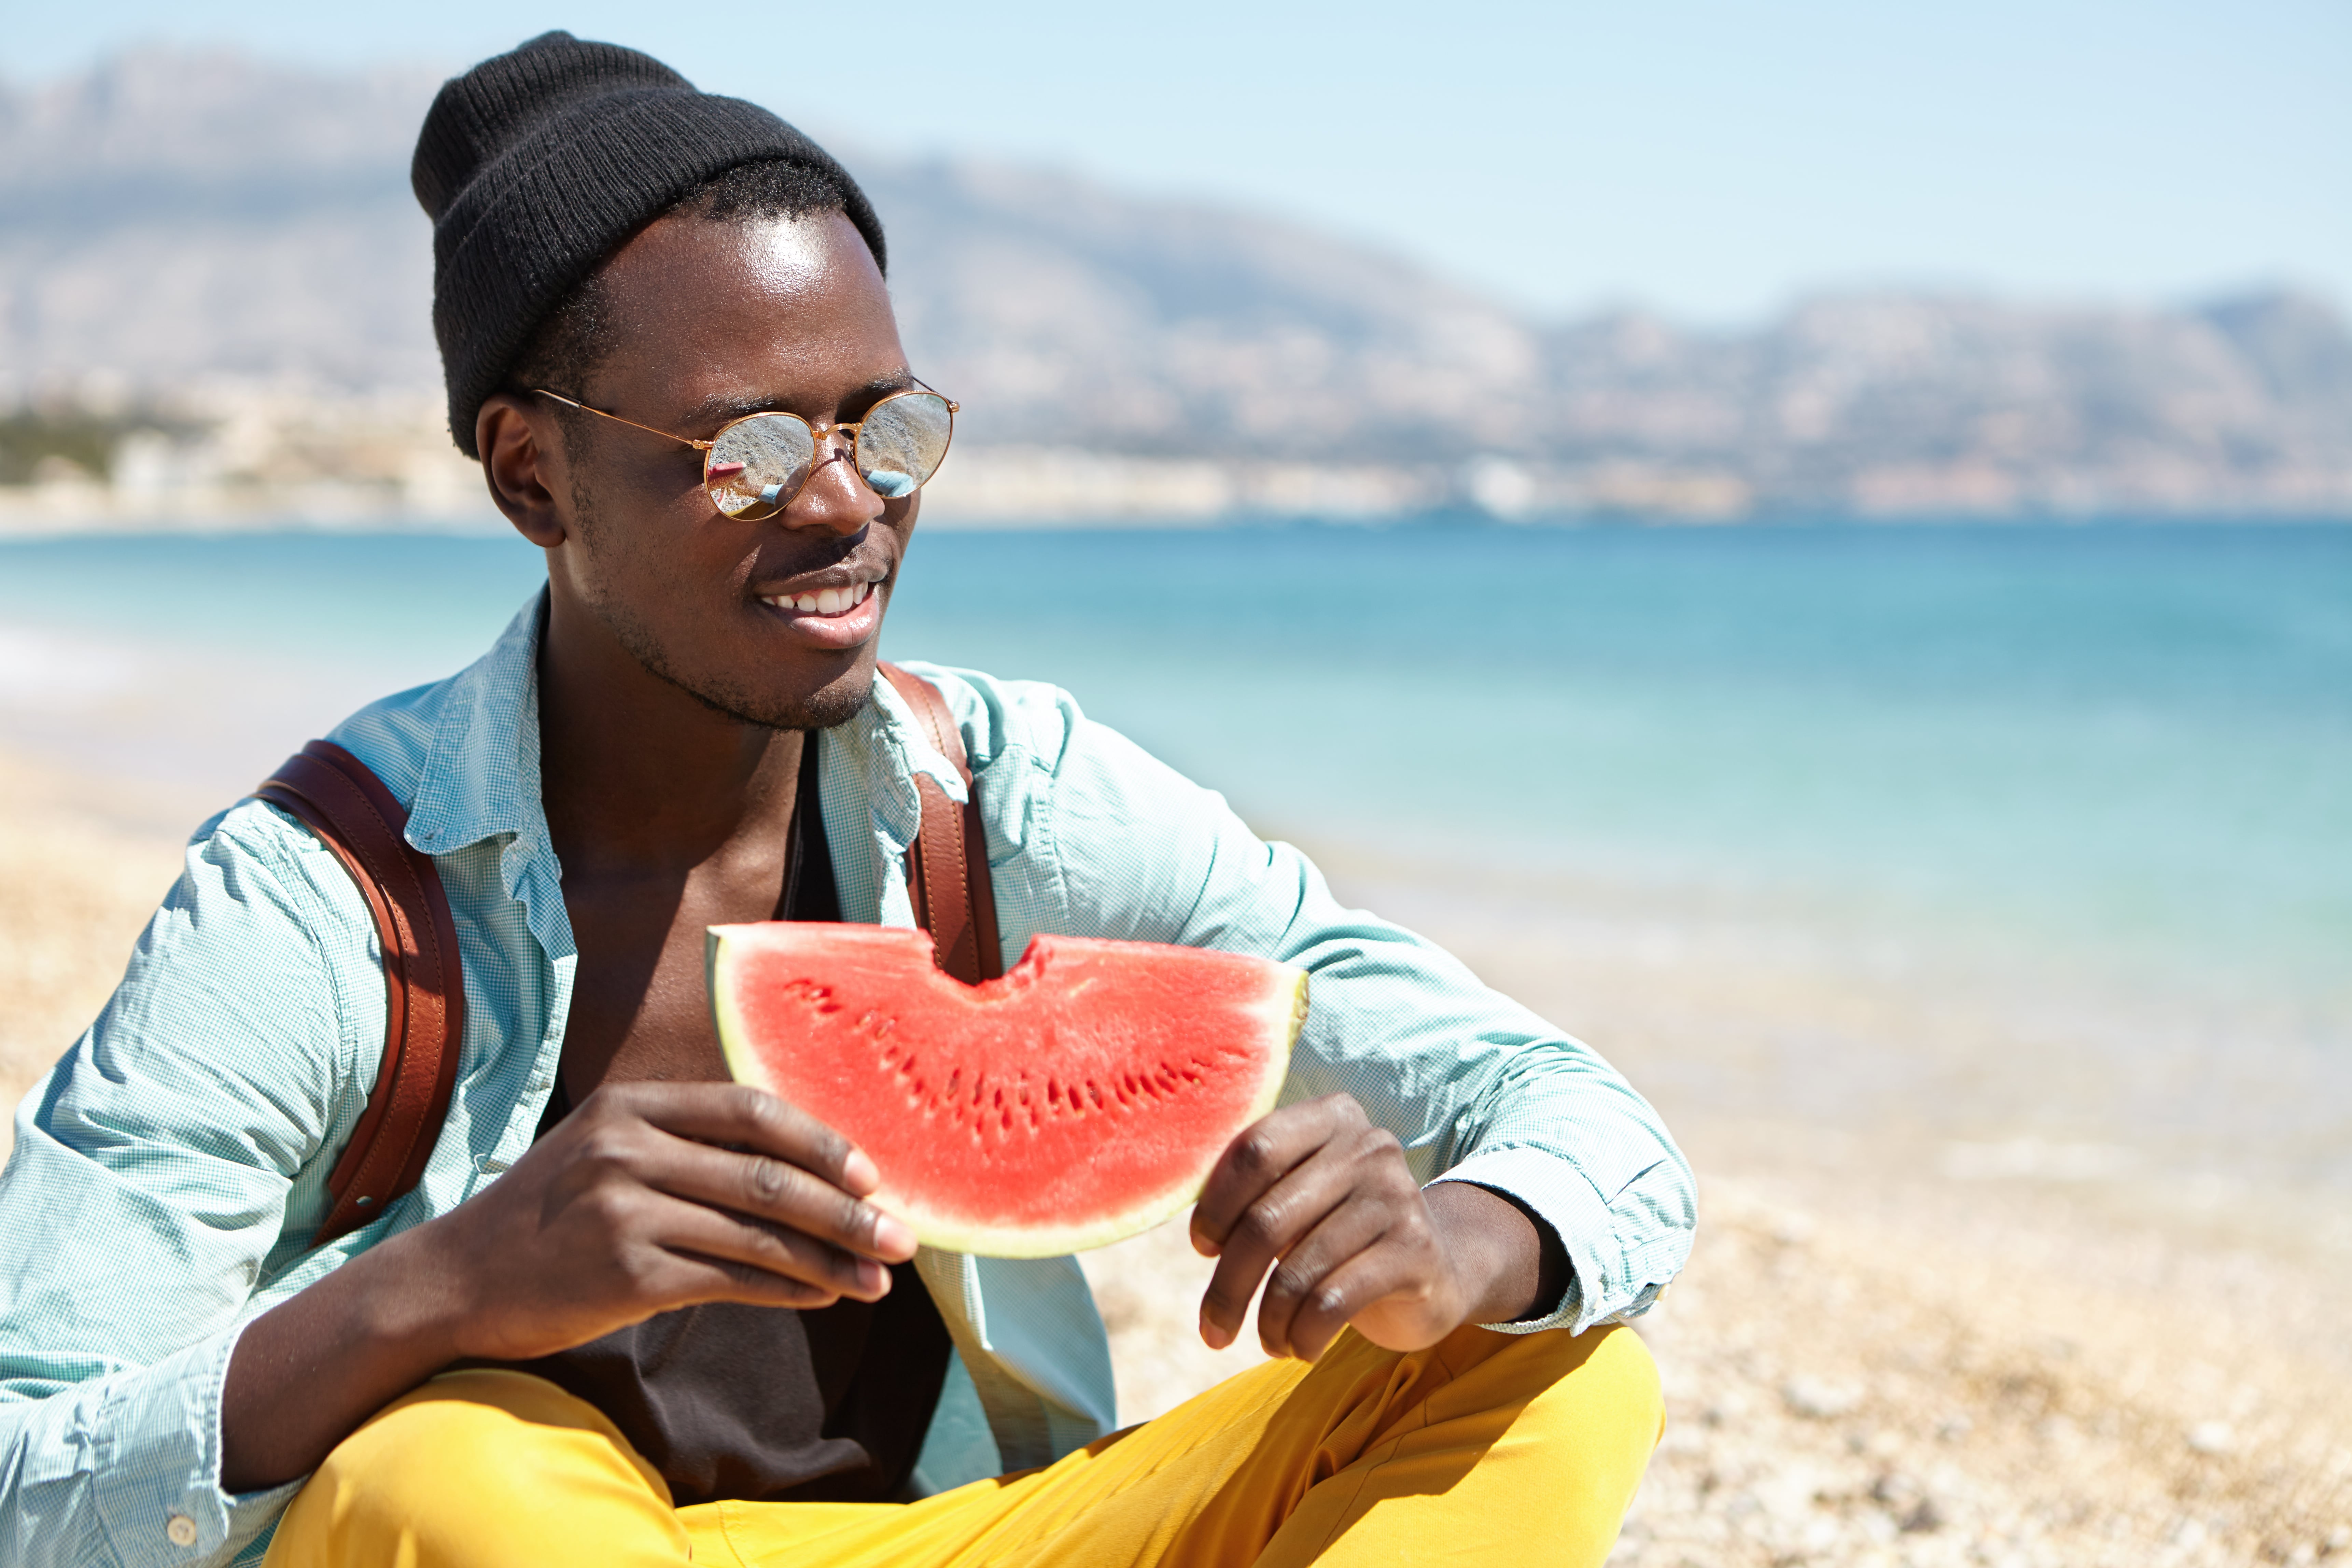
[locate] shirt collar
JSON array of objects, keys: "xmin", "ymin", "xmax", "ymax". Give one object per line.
[{"xmin": 403, "ymin": 589, "xmax": 549, "ymax": 857}]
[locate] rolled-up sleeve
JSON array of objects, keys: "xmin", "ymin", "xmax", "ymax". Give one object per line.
[
  {"xmin": 1026, "ymin": 699, "xmax": 1697, "ymax": 1333},
  {"xmin": 0, "ymin": 804, "xmax": 376, "ymax": 1566}
]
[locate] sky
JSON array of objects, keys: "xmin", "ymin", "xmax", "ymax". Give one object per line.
[{"xmin": 6, "ymin": 0, "xmax": 2348, "ymax": 323}]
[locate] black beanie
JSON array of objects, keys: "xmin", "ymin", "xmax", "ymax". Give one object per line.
[{"xmin": 412, "ymin": 31, "xmax": 887, "ymax": 457}]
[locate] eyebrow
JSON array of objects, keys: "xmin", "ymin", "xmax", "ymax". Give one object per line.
[{"xmin": 681, "ymin": 371, "xmax": 920, "ymax": 429}]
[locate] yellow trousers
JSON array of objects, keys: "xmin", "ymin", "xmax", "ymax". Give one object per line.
[{"xmin": 264, "ymin": 1323, "xmax": 1660, "ymax": 1567}]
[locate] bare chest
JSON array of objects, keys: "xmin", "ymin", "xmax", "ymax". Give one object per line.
[{"xmin": 559, "ymin": 861, "xmax": 788, "ymax": 1091}]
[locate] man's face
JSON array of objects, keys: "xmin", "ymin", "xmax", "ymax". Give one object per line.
[{"xmin": 539, "ymin": 208, "xmax": 919, "ymax": 731}]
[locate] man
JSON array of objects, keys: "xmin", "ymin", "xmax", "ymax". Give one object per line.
[{"xmin": 0, "ymin": 33, "xmax": 1692, "ymax": 1568}]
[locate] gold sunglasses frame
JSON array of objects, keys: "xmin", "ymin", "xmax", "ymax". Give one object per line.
[{"xmin": 529, "ymin": 382, "xmax": 959, "ymax": 519}]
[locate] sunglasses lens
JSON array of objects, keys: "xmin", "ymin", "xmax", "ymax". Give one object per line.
[
  {"xmin": 855, "ymin": 393, "xmax": 954, "ymax": 501},
  {"xmin": 706, "ymin": 414, "xmax": 816, "ymax": 519}
]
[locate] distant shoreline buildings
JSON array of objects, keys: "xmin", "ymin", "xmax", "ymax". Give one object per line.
[
  {"xmin": 0, "ymin": 391, "xmax": 1757, "ymax": 533},
  {"xmin": 2, "ymin": 379, "xmax": 2343, "ymax": 534}
]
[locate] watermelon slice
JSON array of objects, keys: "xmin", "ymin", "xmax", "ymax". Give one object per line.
[{"xmin": 708, "ymin": 923, "xmax": 1307, "ymax": 1258}]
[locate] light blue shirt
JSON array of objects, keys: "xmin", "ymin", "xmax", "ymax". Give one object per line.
[{"xmin": 0, "ymin": 593, "xmax": 1694, "ymax": 1567}]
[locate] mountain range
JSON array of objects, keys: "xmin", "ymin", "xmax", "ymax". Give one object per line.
[{"xmin": 4, "ymin": 48, "xmax": 2348, "ymax": 518}]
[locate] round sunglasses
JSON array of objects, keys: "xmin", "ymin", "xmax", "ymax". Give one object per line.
[{"xmin": 530, "ymin": 383, "xmax": 957, "ymax": 520}]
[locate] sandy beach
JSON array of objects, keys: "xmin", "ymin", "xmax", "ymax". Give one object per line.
[{"xmin": 3, "ymin": 743, "xmax": 2347, "ymax": 1565}]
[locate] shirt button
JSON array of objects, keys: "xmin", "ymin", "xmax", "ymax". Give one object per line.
[{"xmin": 166, "ymin": 1513, "xmax": 198, "ymax": 1547}]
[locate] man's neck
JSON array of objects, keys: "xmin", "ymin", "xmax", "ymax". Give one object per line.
[{"xmin": 535, "ymin": 593, "xmax": 804, "ymax": 875}]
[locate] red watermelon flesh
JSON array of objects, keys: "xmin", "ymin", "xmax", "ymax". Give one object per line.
[{"xmin": 708, "ymin": 923, "xmax": 1307, "ymax": 1258}]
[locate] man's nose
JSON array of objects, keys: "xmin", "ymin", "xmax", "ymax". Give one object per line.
[{"xmin": 786, "ymin": 443, "xmax": 883, "ymax": 536}]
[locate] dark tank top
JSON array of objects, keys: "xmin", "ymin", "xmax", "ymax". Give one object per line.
[{"xmin": 509, "ymin": 736, "xmax": 955, "ymax": 1506}]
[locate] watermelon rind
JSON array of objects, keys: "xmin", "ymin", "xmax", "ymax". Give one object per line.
[{"xmin": 707, "ymin": 924, "xmax": 1306, "ymax": 1259}]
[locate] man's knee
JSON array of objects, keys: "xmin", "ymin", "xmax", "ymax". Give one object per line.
[
  {"xmin": 1501, "ymin": 1325, "xmax": 1664, "ymax": 1510},
  {"xmin": 1540, "ymin": 1320, "xmax": 1661, "ymax": 1417},
  {"xmin": 265, "ymin": 1370, "xmax": 683, "ymax": 1568}
]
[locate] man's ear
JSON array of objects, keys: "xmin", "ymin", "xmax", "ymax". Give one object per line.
[{"xmin": 477, "ymin": 393, "xmax": 571, "ymax": 547}]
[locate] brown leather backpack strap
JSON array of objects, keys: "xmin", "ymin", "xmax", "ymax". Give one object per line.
[
  {"xmin": 255, "ymin": 740, "xmax": 465, "ymax": 1246},
  {"xmin": 878, "ymin": 663, "xmax": 1003, "ymax": 985}
]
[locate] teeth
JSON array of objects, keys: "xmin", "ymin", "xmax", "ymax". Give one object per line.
[{"xmin": 764, "ymin": 582, "xmax": 874, "ymax": 615}]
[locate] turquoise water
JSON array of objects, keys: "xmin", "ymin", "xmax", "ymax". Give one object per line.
[
  {"xmin": 3, "ymin": 521, "xmax": 2348, "ymax": 1175},
  {"xmin": 902, "ymin": 524, "xmax": 2352, "ymax": 1010},
  {"xmin": 1, "ymin": 522, "xmax": 2344, "ymax": 999}
]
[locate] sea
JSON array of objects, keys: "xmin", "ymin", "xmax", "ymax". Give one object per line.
[{"xmin": 2, "ymin": 519, "xmax": 2347, "ymax": 1207}]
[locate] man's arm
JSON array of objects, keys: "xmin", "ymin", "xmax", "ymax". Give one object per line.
[
  {"xmin": 0, "ymin": 805, "xmax": 915, "ymax": 1564},
  {"xmin": 0, "ymin": 809, "xmax": 366, "ymax": 1567},
  {"xmin": 939, "ymin": 671, "xmax": 1695, "ymax": 1359}
]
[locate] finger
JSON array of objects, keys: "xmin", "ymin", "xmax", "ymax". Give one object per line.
[
  {"xmin": 1250, "ymin": 1195, "xmax": 1393, "ymax": 1359},
  {"xmin": 641, "ymin": 1136, "xmax": 916, "ymax": 1263},
  {"xmin": 1191, "ymin": 1094, "xmax": 1364, "ymax": 1257},
  {"xmin": 624, "ymin": 1237, "xmax": 852, "ymax": 1313},
  {"xmin": 1252, "ymin": 1123, "xmax": 1419, "ymax": 1356},
  {"xmin": 1281, "ymin": 1246, "xmax": 1437, "ymax": 1364},
  {"xmin": 602, "ymin": 1082, "xmax": 882, "ymax": 1196},
  {"xmin": 650, "ymin": 1193, "xmax": 895, "ymax": 1303},
  {"xmin": 1196, "ymin": 1146, "xmax": 1357, "ymax": 1351}
]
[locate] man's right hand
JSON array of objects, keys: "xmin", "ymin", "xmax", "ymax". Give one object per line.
[
  {"xmin": 419, "ymin": 1081, "xmax": 916, "ymax": 1362},
  {"xmin": 221, "ymin": 1082, "xmax": 913, "ymax": 1492}
]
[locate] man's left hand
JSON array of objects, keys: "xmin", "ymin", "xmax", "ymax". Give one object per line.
[{"xmin": 1189, "ymin": 1092, "xmax": 1561, "ymax": 1361}]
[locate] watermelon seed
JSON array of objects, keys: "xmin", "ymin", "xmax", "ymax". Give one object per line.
[{"xmin": 787, "ymin": 980, "xmax": 839, "ymax": 1013}]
